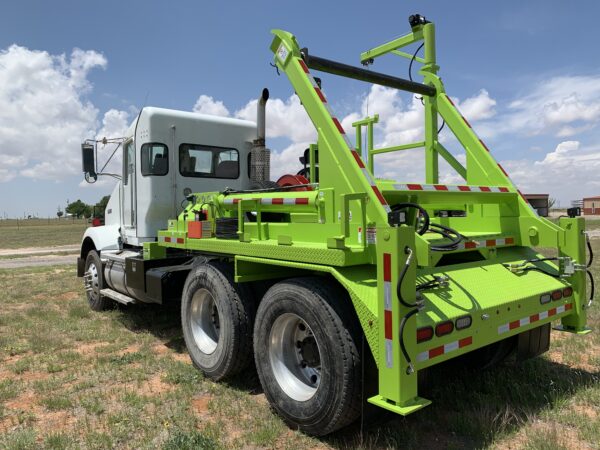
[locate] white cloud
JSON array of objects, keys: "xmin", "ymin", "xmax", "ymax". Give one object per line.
[
  {"xmin": 235, "ymin": 95, "xmax": 316, "ymax": 143},
  {"xmin": 480, "ymin": 75, "xmax": 600, "ymax": 138},
  {"xmin": 501, "ymin": 140, "xmax": 600, "ymax": 203},
  {"xmin": 453, "ymin": 89, "xmax": 497, "ymax": 121},
  {"xmin": 192, "ymin": 95, "xmax": 230, "ymax": 117},
  {"xmin": 0, "ymin": 44, "xmax": 110, "ymax": 182}
]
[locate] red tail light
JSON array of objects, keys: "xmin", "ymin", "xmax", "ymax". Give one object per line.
[
  {"xmin": 551, "ymin": 290, "xmax": 563, "ymax": 301},
  {"xmin": 417, "ymin": 326, "xmax": 433, "ymax": 343},
  {"xmin": 435, "ymin": 321, "xmax": 454, "ymax": 337},
  {"xmin": 562, "ymin": 287, "xmax": 573, "ymax": 297}
]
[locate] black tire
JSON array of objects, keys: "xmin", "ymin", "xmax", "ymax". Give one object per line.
[
  {"xmin": 84, "ymin": 250, "xmax": 112, "ymax": 311},
  {"xmin": 461, "ymin": 336, "xmax": 517, "ymax": 370},
  {"xmin": 181, "ymin": 261, "xmax": 255, "ymax": 381},
  {"xmin": 253, "ymin": 277, "xmax": 361, "ymax": 436}
]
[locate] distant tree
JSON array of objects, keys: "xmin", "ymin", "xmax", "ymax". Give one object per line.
[
  {"xmin": 57, "ymin": 210, "xmax": 63, "ymax": 219},
  {"xmin": 66, "ymin": 199, "xmax": 91, "ymax": 219},
  {"xmin": 94, "ymin": 195, "xmax": 110, "ymax": 218},
  {"xmin": 548, "ymin": 197, "xmax": 557, "ymax": 209}
]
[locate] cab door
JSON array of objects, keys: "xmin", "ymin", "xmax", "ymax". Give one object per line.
[{"xmin": 122, "ymin": 139, "xmax": 136, "ymax": 235}]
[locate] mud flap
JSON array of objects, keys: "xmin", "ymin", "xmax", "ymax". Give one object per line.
[{"xmin": 517, "ymin": 323, "xmax": 551, "ymax": 361}]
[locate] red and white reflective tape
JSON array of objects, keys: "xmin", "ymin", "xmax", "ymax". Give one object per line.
[
  {"xmin": 383, "ymin": 253, "xmax": 394, "ymax": 368},
  {"xmin": 462, "ymin": 236, "xmax": 514, "ymax": 249},
  {"xmin": 416, "ymin": 336, "xmax": 473, "ymax": 362},
  {"xmin": 222, "ymin": 197, "xmax": 310, "ymax": 205},
  {"xmin": 498, "ymin": 303, "xmax": 573, "ymax": 335},
  {"xmin": 159, "ymin": 236, "xmax": 184, "ymax": 244},
  {"xmin": 297, "ymin": 58, "xmax": 391, "ymax": 213},
  {"xmin": 394, "ymin": 183, "xmax": 510, "ymax": 193}
]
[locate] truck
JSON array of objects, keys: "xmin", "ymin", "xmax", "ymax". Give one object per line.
[{"xmin": 78, "ymin": 15, "xmax": 594, "ymax": 436}]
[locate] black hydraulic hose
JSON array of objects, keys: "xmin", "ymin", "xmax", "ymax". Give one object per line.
[
  {"xmin": 587, "ymin": 270, "xmax": 595, "ymax": 307},
  {"xmin": 391, "ymin": 203, "xmax": 429, "ymax": 235},
  {"xmin": 521, "ymin": 266, "xmax": 561, "ymax": 278},
  {"xmin": 397, "ymin": 247, "xmax": 417, "ymax": 308},
  {"xmin": 399, "ymin": 308, "xmax": 419, "ymax": 374},
  {"xmin": 408, "ymin": 43, "xmax": 424, "ymax": 82},
  {"xmin": 428, "ymin": 223, "xmax": 464, "ymax": 251},
  {"xmin": 586, "ymin": 233, "xmax": 594, "ymax": 268}
]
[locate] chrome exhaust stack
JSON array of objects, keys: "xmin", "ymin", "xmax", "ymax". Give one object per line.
[{"xmin": 250, "ymin": 88, "xmax": 271, "ymax": 182}]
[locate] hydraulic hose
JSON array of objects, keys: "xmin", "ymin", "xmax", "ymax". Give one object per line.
[
  {"xmin": 399, "ymin": 308, "xmax": 419, "ymax": 374},
  {"xmin": 587, "ymin": 270, "xmax": 595, "ymax": 308},
  {"xmin": 390, "ymin": 203, "xmax": 429, "ymax": 235},
  {"xmin": 396, "ymin": 246, "xmax": 417, "ymax": 308}
]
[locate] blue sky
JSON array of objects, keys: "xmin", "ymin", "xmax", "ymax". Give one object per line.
[{"xmin": 1, "ymin": 1, "xmax": 599, "ymax": 217}]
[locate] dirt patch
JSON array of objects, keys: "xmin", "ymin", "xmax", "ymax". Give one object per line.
[
  {"xmin": 144, "ymin": 374, "xmax": 173, "ymax": 395},
  {"xmin": 496, "ymin": 421, "xmax": 588, "ymax": 450},
  {"xmin": 57, "ymin": 291, "xmax": 79, "ymax": 301},
  {"xmin": 0, "ymin": 245, "xmax": 80, "ymax": 257},
  {"xmin": 74, "ymin": 342, "xmax": 110, "ymax": 355},
  {"xmin": 20, "ymin": 371, "xmax": 49, "ymax": 383},
  {"xmin": 571, "ymin": 403, "xmax": 598, "ymax": 419},
  {"xmin": 116, "ymin": 344, "xmax": 141, "ymax": 356},
  {"xmin": 192, "ymin": 394, "xmax": 213, "ymax": 419}
]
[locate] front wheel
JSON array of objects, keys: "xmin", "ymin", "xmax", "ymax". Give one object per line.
[
  {"xmin": 84, "ymin": 251, "xmax": 112, "ymax": 311},
  {"xmin": 253, "ymin": 277, "xmax": 361, "ymax": 436}
]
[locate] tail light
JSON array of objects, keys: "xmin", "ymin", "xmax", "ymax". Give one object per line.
[
  {"xmin": 540, "ymin": 293, "xmax": 551, "ymax": 304},
  {"xmin": 455, "ymin": 315, "xmax": 472, "ymax": 330},
  {"xmin": 562, "ymin": 287, "xmax": 573, "ymax": 297},
  {"xmin": 435, "ymin": 321, "xmax": 454, "ymax": 337},
  {"xmin": 551, "ymin": 290, "xmax": 563, "ymax": 301},
  {"xmin": 417, "ymin": 326, "xmax": 433, "ymax": 343}
]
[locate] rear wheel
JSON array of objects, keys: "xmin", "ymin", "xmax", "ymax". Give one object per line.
[
  {"xmin": 84, "ymin": 251, "xmax": 112, "ymax": 311},
  {"xmin": 181, "ymin": 261, "xmax": 255, "ymax": 380},
  {"xmin": 253, "ymin": 277, "xmax": 361, "ymax": 436}
]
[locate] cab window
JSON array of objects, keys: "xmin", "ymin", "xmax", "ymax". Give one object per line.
[
  {"xmin": 141, "ymin": 143, "xmax": 169, "ymax": 176},
  {"xmin": 179, "ymin": 144, "xmax": 239, "ymax": 179},
  {"xmin": 123, "ymin": 140, "xmax": 135, "ymax": 185}
]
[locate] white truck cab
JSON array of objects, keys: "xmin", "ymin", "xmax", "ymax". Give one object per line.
[{"xmin": 80, "ymin": 106, "xmax": 258, "ymax": 259}]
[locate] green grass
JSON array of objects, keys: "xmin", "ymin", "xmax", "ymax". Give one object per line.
[
  {"xmin": 0, "ymin": 238, "xmax": 597, "ymax": 449},
  {"xmin": 0, "ymin": 220, "xmax": 87, "ymax": 249}
]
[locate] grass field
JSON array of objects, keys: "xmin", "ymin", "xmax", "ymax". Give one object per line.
[
  {"xmin": 0, "ymin": 219, "xmax": 88, "ymax": 249},
  {"xmin": 0, "ymin": 225, "xmax": 598, "ymax": 449}
]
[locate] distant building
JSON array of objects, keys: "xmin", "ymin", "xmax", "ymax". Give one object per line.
[
  {"xmin": 523, "ymin": 194, "xmax": 549, "ymax": 217},
  {"xmin": 583, "ymin": 196, "xmax": 600, "ymax": 215}
]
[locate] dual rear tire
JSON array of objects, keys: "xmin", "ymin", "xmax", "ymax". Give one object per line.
[{"xmin": 181, "ymin": 265, "xmax": 363, "ymax": 436}]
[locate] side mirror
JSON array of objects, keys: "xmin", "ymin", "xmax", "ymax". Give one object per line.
[{"xmin": 81, "ymin": 143, "xmax": 97, "ymax": 180}]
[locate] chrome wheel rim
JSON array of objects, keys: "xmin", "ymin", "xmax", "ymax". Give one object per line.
[
  {"xmin": 190, "ymin": 288, "xmax": 220, "ymax": 354},
  {"xmin": 269, "ymin": 313, "xmax": 321, "ymax": 402},
  {"xmin": 86, "ymin": 262, "xmax": 100, "ymax": 300}
]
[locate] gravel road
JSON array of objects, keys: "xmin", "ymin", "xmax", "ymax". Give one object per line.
[{"xmin": 0, "ymin": 254, "xmax": 77, "ymax": 269}]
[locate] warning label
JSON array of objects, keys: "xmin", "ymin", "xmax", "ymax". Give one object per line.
[{"xmin": 366, "ymin": 227, "xmax": 376, "ymax": 245}]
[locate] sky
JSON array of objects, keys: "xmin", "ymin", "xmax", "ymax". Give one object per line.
[{"xmin": 0, "ymin": 0, "xmax": 599, "ymax": 217}]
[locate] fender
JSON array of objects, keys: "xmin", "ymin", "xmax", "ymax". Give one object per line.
[{"xmin": 77, "ymin": 224, "xmax": 121, "ymax": 276}]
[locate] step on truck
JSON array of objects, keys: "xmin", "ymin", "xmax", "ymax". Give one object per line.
[{"xmin": 78, "ymin": 15, "xmax": 594, "ymax": 436}]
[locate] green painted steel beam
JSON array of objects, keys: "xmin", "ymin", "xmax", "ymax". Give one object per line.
[{"xmin": 360, "ymin": 29, "xmax": 424, "ymax": 64}]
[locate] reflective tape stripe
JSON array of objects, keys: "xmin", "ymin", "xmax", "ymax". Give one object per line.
[
  {"xmin": 351, "ymin": 150, "xmax": 365, "ymax": 168},
  {"xmin": 223, "ymin": 197, "xmax": 311, "ymax": 205},
  {"xmin": 417, "ymin": 336, "xmax": 473, "ymax": 362},
  {"xmin": 394, "ymin": 183, "xmax": 510, "ymax": 193},
  {"xmin": 498, "ymin": 303, "xmax": 573, "ymax": 334},
  {"xmin": 383, "ymin": 253, "xmax": 393, "ymax": 368},
  {"xmin": 459, "ymin": 236, "xmax": 515, "ymax": 249}
]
